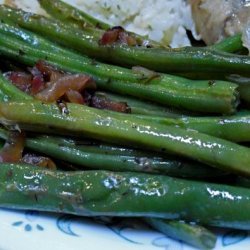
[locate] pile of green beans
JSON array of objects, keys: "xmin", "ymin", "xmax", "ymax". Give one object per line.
[
  {"xmin": 0, "ymin": 1, "xmax": 249, "ymax": 249},
  {"xmin": 0, "ymin": 21, "xmax": 239, "ymax": 114}
]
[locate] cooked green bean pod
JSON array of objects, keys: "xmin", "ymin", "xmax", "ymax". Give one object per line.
[
  {"xmin": 132, "ymin": 112, "xmax": 250, "ymax": 142},
  {"xmin": 210, "ymin": 34, "xmax": 244, "ymax": 53},
  {"xmin": 38, "ymin": 0, "xmax": 161, "ymax": 48},
  {"xmin": 39, "ymin": 0, "xmax": 110, "ymax": 30},
  {"xmin": 0, "ymin": 128, "xmax": 225, "ymax": 179},
  {"xmin": 145, "ymin": 218, "xmax": 216, "ymax": 249},
  {"xmin": 0, "ymin": 163, "xmax": 250, "ymax": 229}
]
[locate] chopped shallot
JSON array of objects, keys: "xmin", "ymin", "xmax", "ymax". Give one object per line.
[
  {"xmin": 0, "ymin": 131, "xmax": 25, "ymax": 163},
  {"xmin": 91, "ymin": 95, "xmax": 131, "ymax": 113},
  {"xmin": 35, "ymin": 74, "xmax": 96, "ymax": 102},
  {"xmin": 5, "ymin": 71, "xmax": 32, "ymax": 93},
  {"xmin": 99, "ymin": 26, "xmax": 138, "ymax": 46}
]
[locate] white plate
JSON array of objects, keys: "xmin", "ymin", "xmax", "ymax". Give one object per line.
[{"xmin": 0, "ymin": 208, "xmax": 249, "ymax": 250}]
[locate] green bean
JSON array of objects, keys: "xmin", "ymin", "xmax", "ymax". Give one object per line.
[
  {"xmin": 179, "ymin": 73, "xmax": 250, "ymax": 105},
  {"xmin": 0, "ymin": 101, "xmax": 250, "ymax": 176},
  {"xmin": 39, "ymin": 0, "xmax": 110, "ymax": 30},
  {"xmin": 145, "ymin": 218, "xmax": 216, "ymax": 249},
  {"xmin": 132, "ymin": 112, "xmax": 250, "ymax": 142},
  {"xmin": 1, "ymin": 163, "xmax": 250, "ymax": 229},
  {"xmin": 176, "ymin": 35, "xmax": 247, "ymax": 82},
  {"xmin": 239, "ymin": 85, "xmax": 250, "ymax": 106},
  {"xmin": 0, "ymin": 6, "xmax": 249, "ymax": 75},
  {"xmin": 0, "ymin": 23, "xmax": 239, "ymax": 114},
  {"xmin": 210, "ymin": 47, "xmax": 250, "ymax": 106},
  {"xmin": 0, "ymin": 128, "xmax": 225, "ymax": 179},
  {"xmin": 224, "ymin": 75, "xmax": 250, "ymax": 105},
  {"xmin": 32, "ymin": 136, "xmax": 141, "ymax": 157},
  {"xmin": 210, "ymin": 34, "xmax": 244, "ymax": 53}
]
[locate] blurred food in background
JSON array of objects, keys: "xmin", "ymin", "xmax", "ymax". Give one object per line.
[{"xmin": 190, "ymin": 0, "xmax": 250, "ymax": 45}]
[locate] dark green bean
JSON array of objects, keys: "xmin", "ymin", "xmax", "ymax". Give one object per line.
[
  {"xmin": 0, "ymin": 128, "xmax": 225, "ymax": 179},
  {"xmin": 0, "ymin": 163, "xmax": 250, "ymax": 229}
]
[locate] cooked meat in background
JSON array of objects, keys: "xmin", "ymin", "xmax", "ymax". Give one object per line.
[{"xmin": 190, "ymin": 0, "xmax": 250, "ymax": 45}]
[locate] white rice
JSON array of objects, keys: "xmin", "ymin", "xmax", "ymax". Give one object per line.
[{"xmin": 2, "ymin": 0, "xmax": 198, "ymax": 48}]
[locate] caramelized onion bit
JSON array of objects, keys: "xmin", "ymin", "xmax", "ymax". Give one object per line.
[
  {"xmin": 4, "ymin": 61, "xmax": 96, "ymax": 106},
  {"xmin": 65, "ymin": 89, "xmax": 85, "ymax": 104},
  {"xmin": 0, "ymin": 131, "xmax": 25, "ymax": 163},
  {"xmin": 35, "ymin": 74, "xmax": 96, "ymax": 103},
  {"xmin": 5, "ymin": 71, "xmax": 32, "ymax": 93},
  {"xmin": 22, "ymin": 154, "xmax": 57, "ymax": 170},
  {"xmin": 99, "ymin": 26, "xmax": 124, "ymax": 45},
  {"xmin": 91, "ymin": 95, "xmax": 131, "ymax": 113},
  {"xmin": 99, "ymin": 26, "xmax": 138, "ymax": 46},
  {"xmin": 28, "ymin": 64, "xmax": 46, "ymax": 94},
  {"xmin": 35, "ymin": 60, "xmax": 63, "ymax": 82},
  {"xmin": 31, "ymin": 75, "xmax": 45, "ymax": 95},
  {"xmin": 119, "ymin": 31, "xmax": 138, "ymax": 46}
]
